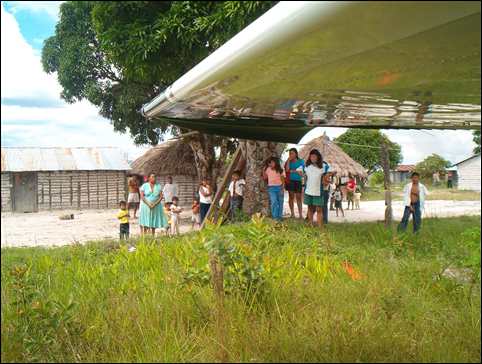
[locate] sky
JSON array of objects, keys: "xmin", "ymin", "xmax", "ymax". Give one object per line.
[{"xmin": 0, "ymin": 1, "xmax": 478, "ymax": 165}]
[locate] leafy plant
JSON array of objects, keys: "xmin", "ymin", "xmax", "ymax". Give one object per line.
[{"xmin": 460, "ymin": 227, "xmax": 481, "ymax": 281}]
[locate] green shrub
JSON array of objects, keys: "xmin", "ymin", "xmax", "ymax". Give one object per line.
[
  {"xmin": 2, "ymin": 216, "xmax": 480, "ymax": 363},
  {"xmin": 369, "ymin": 170, "xmax": 385, "ymax": 187}
]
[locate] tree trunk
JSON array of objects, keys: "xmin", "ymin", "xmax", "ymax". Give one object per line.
[
  {"xmin": 241, "ymin": 140, "xmax": 284, "ymax": 216},
  {"xmin": 187, "ymin": 133, "xmax": 216, "ymax": 182}
]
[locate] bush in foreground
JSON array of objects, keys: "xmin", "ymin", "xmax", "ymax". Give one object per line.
[{"xmin": 1, "ymin": 216, "xmax": 480, "ymax": 362}]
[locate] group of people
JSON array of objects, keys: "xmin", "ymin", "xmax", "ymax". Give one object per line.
[
  {"xmin": 257, "ymin": 148, "xmax": 361, "ymax": 229},
  {"xmin": 117, "ymin": 174, "xmax": 220, "ymax": 239},
  {"xmin": 116, "ymin": 149, "xmax": 427, "ymax": 240},
  {"xmin": 117, "ymin": 174, "xmax": 184, "ymax": 239}
]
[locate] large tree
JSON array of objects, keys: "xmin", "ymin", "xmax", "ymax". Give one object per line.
[
  {"xmin": 415, "ymin": 154, "xmax": 451, "ymax": 180},
  {"xmin": 334, "ymin": 129, "xmax": 402, "ymax": 175},
  {"xmin": 42, "ymin": 1, "xmax": 277, "ymax": 184},
  {"xmin": 473, "ymin": 130, "xmax": 481, "ymax": 154}
]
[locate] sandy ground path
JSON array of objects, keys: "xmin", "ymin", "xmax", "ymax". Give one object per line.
[{"xmin": 1, "ymin": 199, "xmax": 480, "ymax": 248}]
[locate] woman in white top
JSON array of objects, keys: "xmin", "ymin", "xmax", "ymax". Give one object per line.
[
  {"xmin": 199, "ymin": 178, "xmax": 213, "ymax": 223},
  {"xmin": 304, "ymin": 149, "xmax": 324, "ymax": 229}
]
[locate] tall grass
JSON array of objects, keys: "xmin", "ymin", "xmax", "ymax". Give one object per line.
[{"xmin": 1, "ymin": 216, "xmax": 480, "ymax": 363}]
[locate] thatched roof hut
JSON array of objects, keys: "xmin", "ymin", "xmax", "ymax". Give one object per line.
[
  {"xmin": 299, "ymin": 133, "xmax": 367, "ymax": 178},
  {"xmin": 130, "ymin": 140, "xmax": 198, "ymax": 205},
  {"xmin": 130, "ymin": 140, "xmax": 197, "ymax": 177}
]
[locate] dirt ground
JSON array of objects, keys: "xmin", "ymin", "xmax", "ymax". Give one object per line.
[{"xmin": 1, "ymin": 199, "xmax": 480, "ymax": 248}]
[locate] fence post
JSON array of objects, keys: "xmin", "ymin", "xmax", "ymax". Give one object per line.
[
  {"xmin": 381, "ymin": 141, "xmax": 392, "ymax": 227},
  {"xmin": 77, "ymin": 182, "xmax": 81, "ymax": 209}
]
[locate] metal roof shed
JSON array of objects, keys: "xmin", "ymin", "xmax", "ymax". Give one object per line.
[{"xmin": 1, "ymin": 147, "xmax": 130, "ymax": 213}]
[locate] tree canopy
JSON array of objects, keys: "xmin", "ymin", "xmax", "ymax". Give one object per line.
[
  {"xmin": 334, "ymin": 129, "xmax": 402, "ymax": 174},
  {"xmin": 414, "ymin": 153, "xmax": 451, "ymax": 179},
  {"xmin": 42, "ymin": 1, "xmax": 277, "ymax": 145},
  {"xmin": 473, "ymin": 130, "xmax": 480, "ymax": 154}
]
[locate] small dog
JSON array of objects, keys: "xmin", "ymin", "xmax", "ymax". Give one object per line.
[{"xmin": 59, "ymin": 214, "xmax": 74, "ymax": 220}]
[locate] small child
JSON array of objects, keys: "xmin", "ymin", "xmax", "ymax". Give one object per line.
[
  {"xmin": 191, "ymin": 198, "xmax": 201, "ymax": 229},
  {"xmin": 170, "ymin": 196, "xmax": 183, "ymax": 236},
  {"xmin": 162, "ymin": 203, "xmax": 171, "ymax": 236},
  {"xmin": 334, "ymin": 187, "xmax": 345, "ymax": 217},
  {"xmin": 117, "ymin": 200, "xmax": 130, "ymax": 240},
  {"xmin": 228, "ymin": 170, "xmax": 246, "ymax": 220},
  {"xmin": 354, "ymin": 188, "xmax": 362, "ymax": 210}
]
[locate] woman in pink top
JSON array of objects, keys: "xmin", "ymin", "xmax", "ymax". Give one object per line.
[{"xmin": 262, "ymin": 157, "xmax": 285, "ymax": 221}]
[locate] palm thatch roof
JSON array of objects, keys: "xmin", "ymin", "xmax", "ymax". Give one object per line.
[
  {"xmin": 130, "ymin": 140, "xmax": 197, "ymax": 177},
  {"xmin": 299, "ymin": 133, "xmax": 367, "ymax": 178}
]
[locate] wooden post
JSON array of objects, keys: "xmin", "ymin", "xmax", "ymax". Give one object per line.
[
  {"xmin": 381, "ymin": 141, "xmax": 392, "ymax": 227},
  {"xmin": 201, "ymin": 145, "xmax": 244, "ymax": 229},
  {"xmin": 210, "ymin": 252, "xmax": 229, "ymax": 362},
  {"xmin": 70, "ymin": 176, "xmax": 73, "ymax": 207},
  {"xmin": 96, "ymin": 175, "xmax": 99, "ymax": 209},
  {"xmin": 77, "ymin": 182, "xmax": 81, "ymax": 209},
  {"xmin": 48, "ymin": 173, "xmax": 52, "ymax": 210},
  {"xmin": 124, "ymin": 172, "xmax": 128, "ymax": 200},
  {"xmin": 87, "ymin": 171, "xmax": 91, "ymax": 208},
  {"xmin": 116, "ymin": 174, "xmax": 120, "ymax": 203}
]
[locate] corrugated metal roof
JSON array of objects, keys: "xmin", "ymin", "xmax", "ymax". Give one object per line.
[
  {"xmin": 395, "ymin": 164, "xmax": 415, "ymax": 172},
  {"xmin": 1, "ymin": 147, "xmax": 130, "ymax": 172}
]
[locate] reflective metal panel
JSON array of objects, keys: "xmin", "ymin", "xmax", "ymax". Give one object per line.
[{"xmin": 143, "ymin": 1, "xmax": 481, "ymax": 143}]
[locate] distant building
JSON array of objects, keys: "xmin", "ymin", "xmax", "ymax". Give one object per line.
[
  {"xmin": 1, "ymin": 147, "xmax": 130, "ymax": 213},
  {"xmin": 452, "ymin": 154, "xmax": 481, "ymax": 192},
  {"xmin": 389, "ymin": 164, "xmax": 415, "ymax": 184}
]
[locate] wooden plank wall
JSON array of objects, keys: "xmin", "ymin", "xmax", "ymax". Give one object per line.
[
  {"xmin": 37, "ymin": 170, "xmax": 127, "ymax": 210},
  {"xmin": 1, "ymin": 172, "xmax": 13, "ymax": 212},
  {"xmin": 156, "ymin": 175, "xmax": 198, "ymax": 206}
]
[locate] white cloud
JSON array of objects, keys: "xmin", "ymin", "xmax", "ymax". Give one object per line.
[
  {"xmin": 4, "ymin": 1, "xmax": 63, "ymax": 20},
  {"xmin": 1, "ymin": 4, "xmax": 61, "ymax": 103},
  {"xmin": 0, "ymin": 4, "xmax": 148, "ymax": 161}
]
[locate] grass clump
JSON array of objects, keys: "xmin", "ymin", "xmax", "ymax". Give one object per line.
[{"xmin": 1, "ymin": 216, "xmax": 480, "ymax": 362}]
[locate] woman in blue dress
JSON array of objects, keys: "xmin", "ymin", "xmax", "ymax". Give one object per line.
[{"xmin": 139, "ymin": 173, "xmax": 169, "ymax": 236}]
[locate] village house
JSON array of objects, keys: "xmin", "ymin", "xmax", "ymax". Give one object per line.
[
  {"xmin": 390, "ymin": 164, "xmax": 415, "ymax": 184},
  {"xmin": 452, "ymin": 154, "xmax": 481, "ymax": 192},
  {"xmin": 1, "ymin": 147, "xmax": 130, "ymax": 213}
]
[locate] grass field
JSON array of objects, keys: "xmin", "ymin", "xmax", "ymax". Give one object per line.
[
  {"xmin": 361, "ymin": 185, "xmax": 481, "ymax": 202},
  {"xmin": 1, "ymin": 216, "xmax": 480, "ymax": 363}
]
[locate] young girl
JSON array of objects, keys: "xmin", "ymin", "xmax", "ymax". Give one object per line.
[
  {"xmin": 191, "ymin": 198, "xmax": 201, "ymax": 229},
  {"xmin": 262, "ymin": 157, "xmax": 285, "ymax": 221},
  {"xmin": 199, "ymin": 178, "xmax": 213, "ymax": 223},
  {"xmin": 284, "ymin": 148, "xmax": 304, "ymax": 219},
  {"xmin": 354, "ymin": 188, "xmax": 362, "ymax": 210},
  {"xmin": 169, "ymin": 196, "xmax": 183, "ymax": 236},
  {"xmin": 334, "ymin": 186, "xmax": 345, "ymax": 217},
  {"xmin": 304, "ymin": 149, "xmax": 324, "ymax": 229}
]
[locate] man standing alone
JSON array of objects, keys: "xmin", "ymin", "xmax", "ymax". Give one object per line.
[{"xmin": 398, "ymin": 172, "xmax": 429, "ymax": 233}]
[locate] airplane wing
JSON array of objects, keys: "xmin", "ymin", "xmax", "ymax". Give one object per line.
[{"xmin": 142, "ymin": 1, "xmax": 481, "ymax": 143}]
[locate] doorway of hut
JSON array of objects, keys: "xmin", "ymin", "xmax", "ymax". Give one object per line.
[{"xmin": 13, "ymin": 172, "xmax": 38, "ymax": 213}]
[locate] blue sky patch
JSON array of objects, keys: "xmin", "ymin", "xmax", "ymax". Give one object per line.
[
  {"xmin": 2, "ymin": 97, "xmax": 65, "ymax": 108},
  {"xmin": 3, "ymin": 2, "xmax": 57, "ymax": 50}
]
